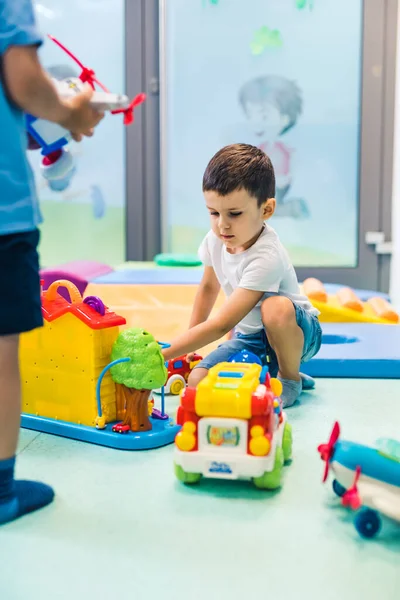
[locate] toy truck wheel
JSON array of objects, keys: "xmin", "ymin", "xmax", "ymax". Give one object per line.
[
  {"xmin": 282, "ymin": 422, "xmax": 293, "ymax": 463},
  {"xmin": 332, "ymin": 479, "xmax": 346, "ymax": 497},
  {"xmin": 253, "ymin": 446, "xmax": 284, "ymax": 490},
  {"xmin": 354, "ymin": 509, "xmax": 381, "ymax": 539},
  {"xmin": 174, "ymin": 463, "xmax": 202, "ymax": 485},
  {"xmin": 170, "ymin": 377, "xmax": 185, "ymax": 395}
]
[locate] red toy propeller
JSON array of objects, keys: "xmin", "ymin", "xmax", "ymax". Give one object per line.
[
  {"xmin": 342, "ymin": 466, "xmax": 362, "ymax": 510},
  {"xmin": 48, "ymin": 35, "xmax": 145, "ymax": 125},
  {"xmin": 48, "ymin": 35, "xmax": 109, "ymax": 91},
  {"xmin": 317, "ymin": 421, "xmax": 340, "ymax": 482},
  {"xmin": 111, "ymin": 93, "xmax": 146, "ymax": 125}
]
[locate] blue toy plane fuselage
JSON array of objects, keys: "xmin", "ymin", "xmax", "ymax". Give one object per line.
[{"xmin": 332, "ymin": 440, "xmax": 400, "ymax": 488}]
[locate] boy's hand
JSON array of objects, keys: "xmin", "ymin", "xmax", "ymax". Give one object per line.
[
  {"xmin": 59, "ymin": 85, "xmax": 104, "ymax": 138},
  {"xmin": 186, "ymin": 352, "xmax": 197, "ymax": 363}
]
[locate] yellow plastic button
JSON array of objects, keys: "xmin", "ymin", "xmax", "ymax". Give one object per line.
[
  {"xmin": 270, "ymin": 378, "xmax": 283, "ymax": 397},
  {"xmin": 250, "ymin": 436, "xmax": 271, "ymax": 456},
  {"xmin": 175, "ymin": 431, "xmax": 196, "ymax": 452},
  {"xmin": 183, "ymin": 421, "xmax": 196, "ymax": 434},
  {"xmin": 250, "ymin": 425, "xmax": 264, "ymax": 438}
]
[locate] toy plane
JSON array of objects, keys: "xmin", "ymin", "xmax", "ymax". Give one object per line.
[
  {"xmin": 26, "ymin": 35, "xmax": 145, "ymax": 191},
  {"xmin": 318, "ymin": 422, "xmax": 400, "ymax": 538}
]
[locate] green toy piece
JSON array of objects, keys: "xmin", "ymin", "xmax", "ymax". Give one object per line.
[
  {"xmin": 110, "ymin": 328, "xmax": 167, "ymax": 432},
  {"xmin": 111, "ymin": 328, "xmax": 167, "ymax": 390},
  {"xmin": 253, "ymin": 446, "xmax": 284, "ymax": 490},
  {"xmin": 282, "ymin": 423, "xmax": 293, "ymax": 463},
  {"xmin": 174, "ymin": 464, "xmax": 202, "ymax": 484},
  {"xmin": 154, "ymin": 253, "xmax": 202, "ymax": 267}
]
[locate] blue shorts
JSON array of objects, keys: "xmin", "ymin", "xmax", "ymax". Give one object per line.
[
  {"xmin": 0, "ymin": 229, "xmax": 43, "ymax": 336},
  {"xmin": 195, "ymin": 303, "xmax": 322, "ymax": 377}
]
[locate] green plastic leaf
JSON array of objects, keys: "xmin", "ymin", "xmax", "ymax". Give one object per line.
[
  {"xmin": 251, "ymin": 27, "xmax": 283, "ymax": 55},
  {"xmin": 110, "ymin": 328, "xmax": 167, "ymax": 390}
]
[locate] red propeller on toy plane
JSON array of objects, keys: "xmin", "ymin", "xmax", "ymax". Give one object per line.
[
  {"xmin": 341, "ymin": 466, "xmax": 362, "ymax": 510},
  {"xmin": 317, "ymin": 421, "xmax": 340, "ymax": 482}
]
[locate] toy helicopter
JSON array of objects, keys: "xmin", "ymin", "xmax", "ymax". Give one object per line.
[
  {"xmin": 318, "ymin": 422, "xmax": 400, "ymax": 538},
  {"xmin": 26, "ymin": 34, "xmax": 146, "ymax": 191}
]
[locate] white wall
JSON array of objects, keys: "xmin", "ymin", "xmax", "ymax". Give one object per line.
[{"xmin": 390, "ymin": 7, "xmax": 400, "ymax": 305}]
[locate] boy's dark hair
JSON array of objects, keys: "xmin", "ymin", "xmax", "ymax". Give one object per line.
[{"xmin": 203, "ymin": 144, "xmax": 275, "ymax": 206}]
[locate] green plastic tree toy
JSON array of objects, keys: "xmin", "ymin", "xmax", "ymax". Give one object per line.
[{"xmin": 110, "ymin": 328, "xmax": 167, "ymax": 432}]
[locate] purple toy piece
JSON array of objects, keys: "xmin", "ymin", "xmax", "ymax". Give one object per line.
[
  {"xmin": 152, "ymin": 408, "xmax": 169, "ymax": 421},
  {"xmin": 83, "ymin": 296, "xmax": 106, "ymax": 315},
  {"xmin": 41, "ymin": 260, "xmax": 113, "ymax": 300}
]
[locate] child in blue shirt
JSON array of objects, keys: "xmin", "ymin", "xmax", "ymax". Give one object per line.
[{"xmin": 0, "ymin": 0, "xmax": 104, "ymax": 525}]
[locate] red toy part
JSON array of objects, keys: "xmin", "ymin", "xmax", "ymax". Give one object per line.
[
  {"xmin": 42, "ymin": 280, "xmax": 126, "ymax": 330},
  {"xmin": 251, "ymin": 388, "xmax": 274, "ymax": 416},
  {"xmin": 318, "ymin": 421, "xmax": 340, "ymax": 482},
  {"xmin": 181, "ymin": 387, "xmax": 197, "ymax": 412},
  {"xmin": 48, "ymin": 34, "xmax": 145, "ymax": 126},
  {"xmin": 342, "ymin": 466, "xmax": 362, "ymax": 510},
  {"xmin": 111, "ymin": 93, "xmax": 146, "ymax": 125},
  {"xmin": 112, "ymin": 423, "xmax": 130, "ymax": 434},
  {"xmin": 43, "ymin": 149, "xmax": 63, "ymax": 166},
  {"xmin": 186, "ymin": 352, "xmax": 203, "ymax": 362},
  {"xmin": 176, "ymin": 405, "xmax": 185, "ymax": 427},
  {"xmin": 48, "ymin": 34, "xmax": 106, "ymax": 91},
  {"xmin": 165, "ymin": 353, "xmax": 203, "ymax": 386}
]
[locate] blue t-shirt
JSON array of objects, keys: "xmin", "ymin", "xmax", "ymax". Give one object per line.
[{"xmin": 0, "ymin": 0, "xmax": 43, "ymax": 235}]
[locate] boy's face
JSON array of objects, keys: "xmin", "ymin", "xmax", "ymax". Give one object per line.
[
  {"xmin": 205, "ymin": 189, "xmax": 275, "ymax": 253},
  {"xmin": 244, "ymin": 101, "xmax": 289, "ymax": 140}
]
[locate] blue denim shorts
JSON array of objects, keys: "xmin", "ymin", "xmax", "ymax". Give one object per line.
[{"xmin": 195, "ymin": 303, "xmax": 322, "ymax": 377}]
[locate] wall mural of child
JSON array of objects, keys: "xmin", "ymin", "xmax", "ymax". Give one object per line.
[{"xmin": 239, "ymin": 75, "xmax": 310, "ymax": 219}]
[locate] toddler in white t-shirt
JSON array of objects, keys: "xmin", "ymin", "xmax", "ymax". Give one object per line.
[{"xmin": 162, "ymin": 144, "xmax": 322, "ymax": 407}]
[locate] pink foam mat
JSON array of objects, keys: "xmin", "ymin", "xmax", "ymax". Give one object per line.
[{"xmin": 41, "ymin": 261, "xmax": 114, "ymax": 298}]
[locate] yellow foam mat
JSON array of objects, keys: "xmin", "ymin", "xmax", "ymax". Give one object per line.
[
  {"xmin": 85, "ymin": 283, "xmax": 229, "ymax": 355},
  {"xmin": 310, "ymin": 295, "xmax": 398, "ymax": 324}
]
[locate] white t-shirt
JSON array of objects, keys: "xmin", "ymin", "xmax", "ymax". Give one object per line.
[{"xmin": 198, "ymin": 224, "xmax": 319, "ymax": 335}]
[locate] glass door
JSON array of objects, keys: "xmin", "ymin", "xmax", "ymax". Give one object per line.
[
  {"xmin": 32, "ymin": 0, "xmax": 126, "ymax": 267},
  {"xmin": 160, "ymin": 0, "xmax": 394, "ymax": 289}
]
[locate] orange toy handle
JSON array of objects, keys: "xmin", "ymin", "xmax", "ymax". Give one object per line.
[
  {"xmin": 303, "ymin": 278, "xmax": 328, "ymax": 303},
  {"xmin": 367, "ymin": 297, "xmax": 399, "ymax": 323},
  {"xmin": 336, "ymin": 287, "xmax": 363, "ymax": 312},
  {"xmin": 46, "ymin": 280, "xmax": 82, "ymax": 304}
]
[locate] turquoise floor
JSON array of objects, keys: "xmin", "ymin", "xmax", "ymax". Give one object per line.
[{"xmin": 1, "ymin": 378, "xmax": 400, "ymax": 600}]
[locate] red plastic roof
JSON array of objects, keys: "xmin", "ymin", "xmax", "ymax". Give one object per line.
[{"xmin": 42, "ymin": 292, "xmax": 126, "ymax": 330}]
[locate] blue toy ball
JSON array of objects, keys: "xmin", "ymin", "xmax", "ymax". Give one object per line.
[{"xmin": 228, "ymin": 349, "xmax": 262, "ymax": 365}]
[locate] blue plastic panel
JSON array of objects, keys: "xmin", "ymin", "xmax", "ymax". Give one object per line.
[
  {"xmin": 21, "ymin": 414, "xmax": 180, "ymax": 450},
  {"xmin": 302, "ymin": 323, "xmax": 400, "ymax": 378},
  {"xmin": 92, "ymin": 268, "xmax": 204, "ymax": 285}
]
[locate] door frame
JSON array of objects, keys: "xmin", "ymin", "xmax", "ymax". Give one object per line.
[
  {"xmin": 378, "ymin": 0, "xmax": 398, "ymax": 292},
  {"xmin": 295, "ymin": 0, "xmax": 397, "ymax": 291},
  {"xmin": 126, "ymin": 0, "xmax": 161, "ymax": 261}
]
